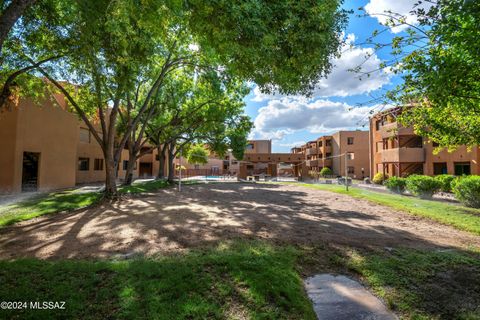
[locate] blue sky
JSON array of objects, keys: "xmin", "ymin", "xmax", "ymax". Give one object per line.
[{"xmin": 245, "ymin": 0, "xmax": 430, "ymax": 152}]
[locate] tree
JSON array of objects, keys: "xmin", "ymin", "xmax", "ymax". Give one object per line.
[
  {"xmin": 360, "ymin": 0, "xmax": 480, "ymax": 148},
  {"xmin": 186, "ymin": 145, "xmax": 209, "ymax": 165},
  {"xmin": 0, "ymin": 0, "xmax": 37, "ymax": 56},
  {"xmin": 9, "ymin": 0, "xmax": 348, "ymax": 198}
]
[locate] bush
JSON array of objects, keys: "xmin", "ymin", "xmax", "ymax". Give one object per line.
[
  {"xmin": 320, "ymin": 167, "xmax": 332, "ymax": 177},
  {"xmin": 372, "ymin": 172, "xmax": 388, "ymax": 185},
  {"xmin": 452, "ymin": 175, "xmax": 480, "ymax": 208},
  {"xmin": 405, "ymin": 175, "xmax": 441, "ymax": 198},
  {"xmin": 434, "ymin": 174, "xmax": 455, "ymax": 193},
  {"xmin": 384, "ymin": 176, "xmax": 407, "ymax": 194}
]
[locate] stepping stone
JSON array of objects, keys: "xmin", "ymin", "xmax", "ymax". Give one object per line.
[{"xmin": 305, "ymin": 274, "xmax": 397, "ymax": 320}]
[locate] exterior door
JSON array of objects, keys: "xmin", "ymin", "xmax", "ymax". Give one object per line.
[{"xmin": 22, "ymin": 152, "xmax": 40, "ymax": 192}]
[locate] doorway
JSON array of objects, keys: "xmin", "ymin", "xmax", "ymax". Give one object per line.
[
  {"xmin": 139, "ymin": 162, "xmax": 153, "ymax": 178},
  {"xmin": 22, "ymin": 152, "xmax": 40, "ymax": 192}
]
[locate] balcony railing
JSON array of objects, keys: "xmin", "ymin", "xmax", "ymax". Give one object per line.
[
  {"xmin": 379, "ymin": 122, "xmax": 415, "ymax": 138},
  {"xmin": 306, "ymin": 147, "xmax": 318, "ymax": 155},
  {"xmin": 379, "ymin": 147, "xmax": 425, "ymax": 163},
  {"xmin": 306, "ymin": 159, "xmax": 319, "ymax": 167}
]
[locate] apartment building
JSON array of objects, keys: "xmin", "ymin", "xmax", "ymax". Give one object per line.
[
  {"xmin": 369, "ymin": 108, "xmax": 480, "ymax": 177},
  {"xmin": 292, "ymin": 131, "xmax": 370, "ymax": 179},
  {"xmin": 176, "ymin": 140, "xmax": 273, "ymax": 176},
  {"xmin": 0, "ymin": 92, "xmax": 162, "ymax": 194}
]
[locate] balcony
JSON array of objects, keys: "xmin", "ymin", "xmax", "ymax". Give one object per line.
[
  {"xmin": 380, "ymin": 122, "xmax": 415, "ymax": 138},
  {"xmin": 379, "ymin": 147, "xmax": 425, "ymax": 163},
  {"xmin": 306, "ymin": 147, "xmax": 318, "ymax": 155},
  {"xmin": 322, "ymin": 159, "xmax": 332, "ymax": 167},
  {"xmin": 323, "ymin": 145, "xmax": 332, "ymax": 153},
  {"xmin": 306, "ymin": 159, "xmax": 319, "ymax": 167}
]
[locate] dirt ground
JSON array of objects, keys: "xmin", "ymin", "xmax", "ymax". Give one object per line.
[{"xmin": 0, "ymin": 183, "xmax": 479, "ymax": 259}]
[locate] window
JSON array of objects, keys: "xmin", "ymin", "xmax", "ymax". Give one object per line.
[
  {"xmin": 375, "ymin": 120, "xmax": 381, "ymax": 131},
  {"xmin": 79, "ymin": 128, "xmax": 90, "ymax": 143},
  {"xmin": 347, "ymin": 137, "xmax": 354, "ymax": 145},
  {"xmin": 94, "ymin": 158, "xmax": 104, "ymax": 171},
  {"xmin": 246, "ymin": 143, "xmax": 254, "ymax": 150},
  {"xmin": 123, "ymin": 160, "xmax": 129, "ymax": 170},
  {"xmin": 348, "ymin": 166, "xmax": 355, "ymax": 174},
  {"xmin": 433, "ymin": 162, "xmax": 447, "ymax": 175},
  {"xmin": 454, "ymin": 162, "xmax": 471, "ymax": 176},
  {"xmin": 325, "ymin": 153, "xmax": 331, "ymax": 158},
  {"xmin": 194, "ymin": 164, "xmax": 200, "ymax": 169},
  {"xmin": 78, "ymin": 158, "xmax": 89, "ymax": 171},
  {"xmin": 347, "ymin": 152, "xmax": 355, "ymax": 160},
  {"xmin": 432, "ymin": 141, "xmax": 440, "ymax": 147},
  {"xmin": 325, "ymin": 140, "xmax": 331, "ymax": 147},
  {"xmin": 318, "ymin": 141, "xmax": 323, "ymax": 147}
]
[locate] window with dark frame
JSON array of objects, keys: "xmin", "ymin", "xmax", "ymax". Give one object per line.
[
  {"xmin": 94, "ymin": 158, "xmax": 104, "ymax": 171},
  {"xmin": 347, "ymin": 137, "xmax": 354, "ymax": 145},
  {"xmin": 433, "ymin": 162, "xmax": 447, "ymax": 175},
  {"xmin": 347, "ymin": 166, "xmax": 355, "ymax": 174},
  {"xmin": 78, "ymin": 158, "xmax": 89, "ymax": 171},
  {"xmin": 123, "ymin": 160, "xmax": 129, "ymax": 170},
  {"xmin": 454, "ymin": 162, "xmax": 471, "ymax": 176}
]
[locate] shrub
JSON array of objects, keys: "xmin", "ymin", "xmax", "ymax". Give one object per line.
[
  {"xmin": 434, "ymin": 174, "xmax": 455, "ymax": 193},
  {"xmin": 320, "ymin": 167, "xmax": 332, "ymax": 177},
  {"xmin": 372, "ymin": 172, "xmax": 388, "ymax": 185},
  {"xmin": 405, "ymin": 175, "xmax": 441, "ymax": 198},
  {"xmin": 384, "ymin": 176, "xmax": 407, "ymax": 194},
  {"xmin": 452, "ymin": 175, "xmax": 480, "ymax": 208}
]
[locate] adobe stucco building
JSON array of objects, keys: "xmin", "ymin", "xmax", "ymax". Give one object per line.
[
  {"xmin": 369, "ymin": 108, "xmax": 480, "ymax": 177},
  {"xmin": 291, "ymin": 131, "xmax": 370, "ymax": 179},
  {"xmin": 0, "ymin": 93, "xmax": 156, "ymax": 194}
]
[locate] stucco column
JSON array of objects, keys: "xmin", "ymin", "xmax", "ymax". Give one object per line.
[{"xmin": 238, "ymin": 162, "xmax": 247, "ymax": 180}]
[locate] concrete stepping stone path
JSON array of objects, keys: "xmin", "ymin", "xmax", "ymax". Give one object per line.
[{"xmin": 305, "ymin": 274, "xmax": 397, "ymax": 320}]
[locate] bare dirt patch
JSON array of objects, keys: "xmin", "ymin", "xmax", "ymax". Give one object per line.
[{"xmin": 0, "ymin": 183, "xmax": 479, "ymax": 259}]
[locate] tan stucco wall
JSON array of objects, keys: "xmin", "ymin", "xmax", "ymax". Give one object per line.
[{"xmin": 0, "ymin": 106, "xmax": 19, "ymax": 193}]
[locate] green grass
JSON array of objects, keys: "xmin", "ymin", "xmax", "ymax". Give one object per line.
[
  {"xmin": 0, "ymin": 191, "xmax": 102, "ymax": 227},
  {"xmin": 119, "ymin": 179, "xmax": 170, "ymax": 194},
  {"xmin": 0, "ymin": 241, "xmax": 316, "ymax": 320},
  {"xmin": 346, "ymin": 248, "xmax": 480, "ymax": 319},
  {"xmin": 277, "ymin": 182, "xmax": 480, "ymax": 236},
  {"xmin": 0, "ymin": 179, "xmax": 172, "ymax": 227}
]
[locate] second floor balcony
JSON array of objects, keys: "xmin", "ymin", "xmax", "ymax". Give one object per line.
[
  {"xmin": 306, "ymin": 147, "xmax": 318, "ymax": 155},
  {"xmin": 379, "ymin": 122, "xmax": 415, "ymax": 138},
  {"xmin": 379, "ymin": 147, "xmax": 425, "ymax": 163}
]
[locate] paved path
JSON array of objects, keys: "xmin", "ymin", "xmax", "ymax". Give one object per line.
[{"xmin": 305, "ymin": 274, "xmax": 397, "ymax": 320}]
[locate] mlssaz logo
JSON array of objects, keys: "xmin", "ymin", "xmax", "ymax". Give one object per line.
[{"xmin": 30, "ymin": 301, "xmax": 66, "ymax": 310}]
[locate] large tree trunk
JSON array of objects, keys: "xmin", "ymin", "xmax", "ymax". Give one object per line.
[
  {"xmin": 0, "ymin": 0, "xmax": 37, "ymax": 55},
  {"xmin": 157, "ymin": 144, "xmax": 167, "ymax": 179},
  {"xmin": 167, "ymin": 143, "xmax": 175, "ymax": 183},
  {"xmin": 123, "ymin": 145, "xmax": 137, "ymax": 186},
  {"xmin": 104, "ymin": 153, "xmax": 118, "ymax": 199}
]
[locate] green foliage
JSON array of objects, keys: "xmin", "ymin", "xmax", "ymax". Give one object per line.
[
  {"xmin": 384, "ymin": 176, "xmax": 407, "ymax": 194},
  {"xmin": 405, "ymin": 175, "xmax": 441, "ymax": 198},
  {"xmin": 366, "ymin": 0, "xmax": 480, "ymax": 148},
  {"xmin": 0, "ymin": 242, "xmax": 316, "ymax": 319},
  {"xmin": 435, "ymin": 174, "xmax": 456, "ymax": 193},
  {"xmin": 320, "ymin": 167, "xmax": 333, "ymax": 177},
  {"xmin": 186, "ymin": 145, "xmax": 209, "ymax": 165},
  {"xmin": 187, "ymin": 0, "xmax": 348, "ymax": 95},
  {"xmin": 372, "ymin": 172, "xmax": 388, "ymax": 185},
  {"xmin": 453, "ymin": 175, "xmax": 480, "ymax": 208}
]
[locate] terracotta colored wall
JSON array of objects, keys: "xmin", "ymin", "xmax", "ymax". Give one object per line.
[
  {"xmin": 0, "ymin": 98, "xmax": 79, "ymax": 193},
  {"xmin": 0, "ymin": 107, "xmax": 19, "ymax": 193}
]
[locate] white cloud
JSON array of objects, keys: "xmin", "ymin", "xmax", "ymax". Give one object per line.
[
  {"xmin": 251, "ymin": 98, "xmax": 373, "ymax": 140},
  {"xmin": 278, "ymin": 141, "xmax": 307, "ymax": 148},
  {"xmin": 364, "ymin": 0, "xmax": 433, "ymax": 33},
  {"xmin": 252, "ymin": 34, "xmax": 391, "ymax": 101}
]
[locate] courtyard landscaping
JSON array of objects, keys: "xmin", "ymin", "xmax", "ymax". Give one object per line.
[{"xmin": 1, "ymin": 182, "xmax": 479, "ymax": 319}]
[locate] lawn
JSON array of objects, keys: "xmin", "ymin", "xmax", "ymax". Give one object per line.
[
  {"xmin": 0, "ymin": 179, "xmax": 171, "ymax": 227},
  {"xmin": 0, "ymin": 241, "xmax": 316, "ymax": 320},
  {"xmin": 297, "ymin": 243, "xmax": 480, "ymax": 320},
  {"xmin": 279, "ymin": 182, "xmax": 480, "ymax": 236},
  {"xmin": 1, "ymin": 240, "xmax": 479, "ymax": 319}
]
